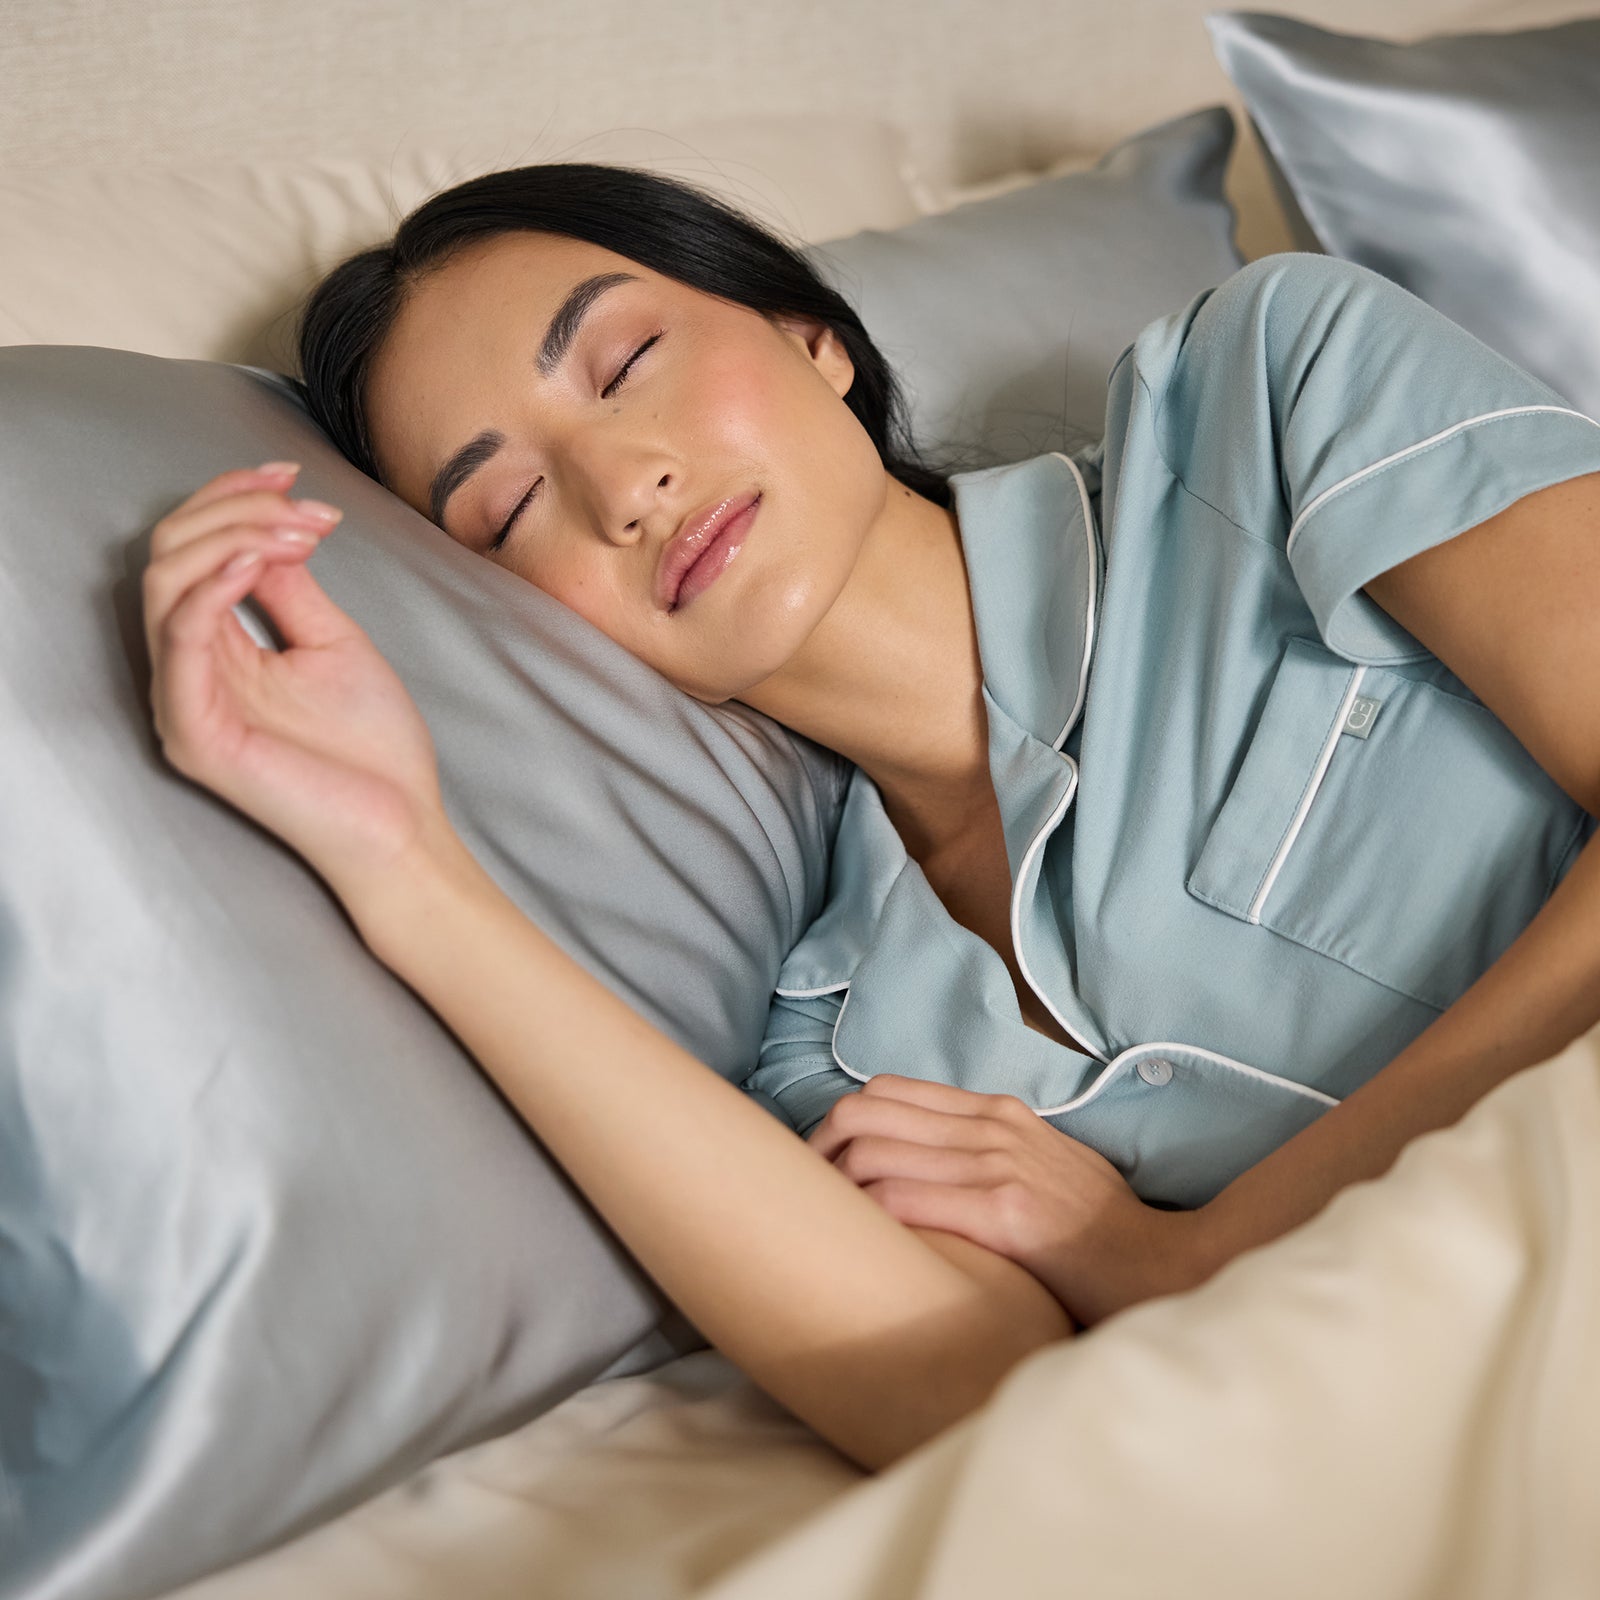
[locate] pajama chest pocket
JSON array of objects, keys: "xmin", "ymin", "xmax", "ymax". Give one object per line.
[{"xmin": 1185, "ymin": 635, "xmax": 1588, "ymax": 1012}]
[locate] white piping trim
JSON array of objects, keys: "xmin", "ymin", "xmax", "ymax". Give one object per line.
[
  {"xmin": 1285, "ymin": 404, "xmax": 1600, "ymax": 558},
  {"xmin": 997, "ymin": 451, "xmax": 1103, "ymax": 1058},
  {"xmin": 1034, "ymin": 1040, "xmax": 1340, "ymax": 1116},
  {"xmin": 829, "ymin": 985, "xmax": 868, "ymax": 1083},
  {"xmin": 1045, "ymin": 450, "xmax": 1100, "ymax": 748},
  {"xmin": 812, "ymin": 988, "xmax": 1339, "ymax": 1114},
  {"xmin": 1248, "ymin": 667, "xmax": 1366, "ymax": 925},
  {"xmin": 1007, "ymin": 756, "xmax": 1103, "ymax": 1060},
  {"xmin": 781, "ymin": 452, "xmax": 1102, "ymax": 1032},
  {"xmin": 771, "ymin": 445, "xmax": 1342, "ymax": 1122}
]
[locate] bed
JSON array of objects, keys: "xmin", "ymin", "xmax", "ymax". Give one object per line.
[{"xmin": 4, "ymin": 2, "xmax": 1599, "ymax": 1597}]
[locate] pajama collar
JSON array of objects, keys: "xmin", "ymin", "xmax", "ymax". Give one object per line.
[{"xmin": 773, "ymin": 447, "xmax": 1115, "ymax": 1104}]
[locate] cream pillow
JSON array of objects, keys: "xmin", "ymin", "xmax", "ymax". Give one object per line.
[{"xmin": 0, "ymin": 114, "xmax": 919, "ymax": 365}]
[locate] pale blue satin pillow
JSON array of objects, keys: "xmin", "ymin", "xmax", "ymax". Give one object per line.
[{"xmin": 1208, "ymin": 10, "xmax": 1600, "ymax": 421}]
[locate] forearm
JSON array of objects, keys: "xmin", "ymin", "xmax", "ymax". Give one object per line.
[
  {"xmin": 1195, "ymin": 819, "xmax": 1600, "ymax": 1276},
  {"xmin": 349, "ymin": 826, "xmax": 1070, "ymax": 1471}
]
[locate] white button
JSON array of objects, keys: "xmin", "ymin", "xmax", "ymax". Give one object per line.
[{"xmin": 1136, "ymin": 1056, "xmax": 1174, "ymax": 1087}]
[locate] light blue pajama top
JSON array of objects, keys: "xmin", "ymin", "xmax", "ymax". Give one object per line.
[{"xmin": 742, "ymin": 253, "xmax": 1600, "ymax": 1207}]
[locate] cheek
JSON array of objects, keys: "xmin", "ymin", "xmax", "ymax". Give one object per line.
[
  {"xmin": 507, "ymin": 543, "xmax": 610, "ymax": 631},
  {"xmin": 692, "ymin": 333, "xmax": 884, "ymax": 507},
  {"xmin": 684, "ymin": 342, "xmax": 813, "ymax": 453}
]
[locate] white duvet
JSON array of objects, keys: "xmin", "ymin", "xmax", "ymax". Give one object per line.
[{"xmin": 170, "ymin": 1023, "xmax": 1600, "ymax": 1600}]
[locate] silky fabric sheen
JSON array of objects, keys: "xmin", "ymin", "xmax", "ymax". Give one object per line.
[
  {"xmin": 804, "ymin": 106, "xmax": 1244, "ymax": 469},
  {"xmin": 744, "ymin": 254, "xmax": 1600, "ymax": 1207},
  {"xmin": 0, "ymin": 348, "xmax": 845, "ymax": 1600},
  {"xmin": 1207, "ymin": 11, "xmax": 1600, "ymax": 423}
]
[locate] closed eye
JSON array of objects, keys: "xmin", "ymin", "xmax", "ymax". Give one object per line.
[
  {"xmin": 489, "ymin": 330, "xmax": 664, "ymax": 553},
  {"xmin": 602, "ymin": 330, "xmax": 662, "ymax": 400},
  {"xmin": 489, "ymin": 480, "xmax": 539, "ymax": 553}
]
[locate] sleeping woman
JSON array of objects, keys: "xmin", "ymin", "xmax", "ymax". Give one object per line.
[{"xmin": 139, "ymin": 163, "xmax": 1600, "ymax": 1473}]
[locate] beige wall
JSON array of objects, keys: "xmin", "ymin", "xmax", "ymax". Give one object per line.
[{"xmin": 6, "ymin": 0, "xmax": 1596, "ymax": 262}]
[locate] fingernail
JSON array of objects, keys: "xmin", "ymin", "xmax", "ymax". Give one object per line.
[
  {"xmin": 224, "ymin": 550, "xmax": 262, "ymax": 575},
  {"xmin": 258, "ymin": 460, "xmax": 301, "ymax": 476},
  {"xmin": 273, "ymin": 526, "xmax": 317, "ymax": 545},
  {"xmin": 291, "ymin": 499, "xmax": 342, "ymax": 523}
]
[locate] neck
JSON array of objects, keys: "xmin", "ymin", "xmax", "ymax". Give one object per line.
[{"xmin": 734, "ymin": 475, "xmax": 994, "ymax": 864}]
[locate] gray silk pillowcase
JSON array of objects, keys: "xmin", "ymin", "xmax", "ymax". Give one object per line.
[
  {"xmin": 804, "ymin": 104, "xmax": 1246, "ymax": 468},
  {"xmin": 0, "ymin": 345, "xmax": 847, "ymax": 1600},
  {"xmin": 1207, "ymin": 10, "xmax": 1600, "ymax": 422}
]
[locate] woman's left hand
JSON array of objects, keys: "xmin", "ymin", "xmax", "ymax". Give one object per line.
[{"xmin": 806, "ymin": 1074, "xmax": 1213, "ymax": 1326}]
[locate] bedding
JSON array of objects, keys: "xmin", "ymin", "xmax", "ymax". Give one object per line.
[
  {"xmin": 3, "ymin": 11, "xmax": 1585, "ymax": 1591},
  {"xmin": 700, "ymin": 1024, "xmax": 1600, "ymax": 1600},
  {"xmin": 0, "ymin": 104, "xmax": 1243, "ymax": 475},
  {"xmin": 0, "ymin": 344, "xmax": 846, "ymax": 1600},
  {"xmin": 163, "ymin": 1350, "xmax": 861, "ymax": 1600},
  {"xmin": 806, "ymin": 105, "xmax": 1244, "ymax": 467},
  {"xmin": 160, "ymin": 1019, "xmax": 1600, "ymax": 1600},
  {"xmin": 1207, "ymin": 10, "xmax": 1600, "ymax": 420}
]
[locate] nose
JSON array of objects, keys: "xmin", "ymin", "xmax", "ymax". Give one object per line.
[{"xmin": 570, "ymin": 432, "xmax": 676, "ymax": 546}]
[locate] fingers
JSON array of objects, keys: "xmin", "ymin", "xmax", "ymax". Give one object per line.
[
  {"xmin": 246, "ymin": 558, "xmax": 362, "ymax": 652},
  {"xmin": 151, "ymin": 461, "xmax": 344, "ymax": 561},
  {"xmin": 830, "ymin": 1133, "xmax": 1006, "ymax": 1191},
  {"xmin": 143, "ymin": 457, "xmax": 361, "ymax": 670},
  {"xmin": 859, "ymin": 1176, "xmax": 1013, "ymax": 1250},
  {"xmin": 144, "ymin": 517, "xmax": 331, "ymax": 628},
  {"xmin": 807, "ymin": 1075, "xmax": 1033, "ymax": 1162},
  {"xmin": 142, "ymin": 520, "xmax": 331, "ymax": 674},
  {"xmin": 161, "ymin": 545, "xmax": 282, "ymax": 653},
  {"xmin": 154, "ymin": 491, "xmax": 341, "ymax": 559},
  {"xmin": 864, "ymin": 1073, "xmax": 1037, "ymax": 1124},
  {"xmin": 807, "ymin": 1092, "xmax": 955, "ymax": 1161},
  {"xmin": 179, "ymin": 460, "xmax": 302, "ymax": 516},
  {"xmin": 148, "ymin": 544, "xmax": 285, "ymax": 769}
]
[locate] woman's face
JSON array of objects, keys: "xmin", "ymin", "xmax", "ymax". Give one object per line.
[{"xmin": 363, "ymin": 230, "xmax": 890, "ymax": 704}]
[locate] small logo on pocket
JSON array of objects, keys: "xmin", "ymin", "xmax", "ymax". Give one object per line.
[{"xmin": 1341, "ymin": 696, "xmax": 1383, "ymax": 739}]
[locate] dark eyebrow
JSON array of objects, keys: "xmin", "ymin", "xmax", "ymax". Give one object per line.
[
  {"xmin": 428, "ymin": 428, "xmax": 505, "ymax": 530},
  {"xmin": 535, "ymin": 270, "xmax": 639, "ymax": 379},
  {"xmin": 426, "ymin": 270, "xmax": 641, "ymax": 530}
]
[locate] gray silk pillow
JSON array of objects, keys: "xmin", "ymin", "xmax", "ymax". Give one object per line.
[
  {"xmin": 0, "ymin": 345, "xmax": 846, "ymax": 1600},
  {"xmin": 804, "ymin": 105, "xmax": 1245, "ymax": 469},
  {"xmin": 1207, "ymin": 10, "xmax": 1600, "ymax": 422}
]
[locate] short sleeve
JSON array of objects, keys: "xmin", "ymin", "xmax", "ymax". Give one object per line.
[
  {"xmin": 1124, "ymin": 253, "xmax": 1600, "ymax": 664},
  {"xmin": 1286, "ymin": 402, "xmax": 1600, "ymax": 664}
]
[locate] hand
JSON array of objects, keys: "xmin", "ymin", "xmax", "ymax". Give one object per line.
[
  {"xmin": 807, "ymin": 1074, "xmax": 1212, "ymax": 1326},
  {"xmin": 142, "ymin": 461, "xmax": 455, "ymax": 913}
]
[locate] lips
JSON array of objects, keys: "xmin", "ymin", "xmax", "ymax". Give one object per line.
[{"xmin": 657, "ymin": 492, "xmax": 761, "ymax": 611}]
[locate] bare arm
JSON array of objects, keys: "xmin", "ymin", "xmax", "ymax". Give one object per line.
[
  {"xmin": 353, "ymin": 826, "xmax": 1073, "ymax": 1470},
  {"xmin": 137, "ymin": 463, "xmax": 1072, "ymax": 1475}
]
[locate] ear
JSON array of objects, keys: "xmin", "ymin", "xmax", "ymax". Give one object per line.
[{"xmin": 772, "ymin": 312, "xmax": 856, "ymax": 400}]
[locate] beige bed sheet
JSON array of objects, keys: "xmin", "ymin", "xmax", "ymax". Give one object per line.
[
  {"xmin": 701, "ymin": 1033, "xmax": 1600, "ymax": 1600},
  {"xmin": 162, "ymin": 1348, "xmax": 860, "ymax": 1600},
  {"xmin": 166, "ymin": 1021, "xmax": 1600, "ymax": 1600}
]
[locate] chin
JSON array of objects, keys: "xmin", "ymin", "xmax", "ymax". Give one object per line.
[{"xmin": 681, "ymin": 536, "xmax": 837, "ymax": 707}]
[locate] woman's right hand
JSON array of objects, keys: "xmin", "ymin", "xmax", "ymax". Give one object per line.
[{"xmin": 142, "ymin": 461, "xmax": 457, "ymax": 914}]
